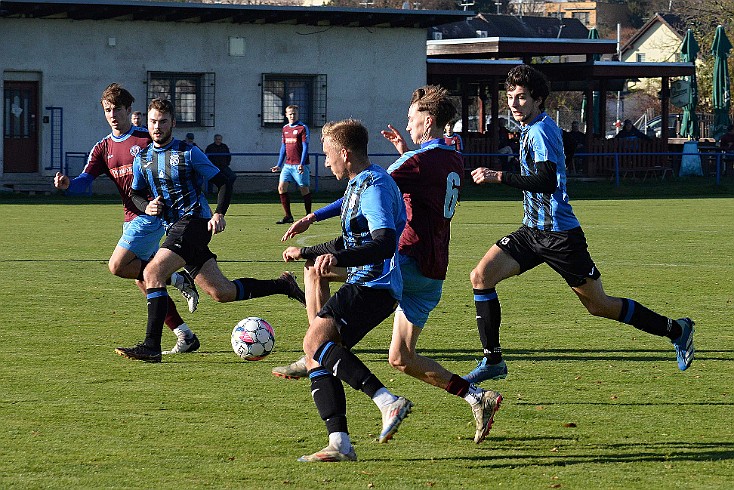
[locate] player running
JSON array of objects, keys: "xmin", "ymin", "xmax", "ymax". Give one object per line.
[
  {"xmin": 54, "ymin": 83, "xmax": 200, "ymax": 354},
  {"xmin": 282, "ymin": 119, "xmax": 411, "ymax": 462},
  {"xmin": 465, "ymin": 65, "xmax": 694, "ymax": 384},
  {"xmin": 277, "ymin": 86, "xmax": 503, "ymax": 445},
  {"xmin": 115, "ymin": 98, "xmax": 304, "ymax": 363}
]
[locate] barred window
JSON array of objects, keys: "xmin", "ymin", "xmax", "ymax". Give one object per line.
[
  {"xmin": 261, "ymin": 74, "xmax": 327, "ymax": 127},
  {"xmin": 147, "ymin": 72, "xmax": 215, "ymax": 127}
]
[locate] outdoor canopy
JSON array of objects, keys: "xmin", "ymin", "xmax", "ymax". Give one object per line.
[
  {"xmin": 711, "ymin": 25, "xmax": 732, "ymax": 140},
  {"xmin": 680, "ymin": 29, "xmax": 699, "ymax": 139}
]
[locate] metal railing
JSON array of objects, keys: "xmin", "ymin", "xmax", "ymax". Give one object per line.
[{"xmin": 461, "ymin": 150, "xmax": 727, "ymax": 186}]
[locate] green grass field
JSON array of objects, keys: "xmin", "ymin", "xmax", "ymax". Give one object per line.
[{"xmin": 1, "ymin": 182, "xmax": 733, "ymax": 489}]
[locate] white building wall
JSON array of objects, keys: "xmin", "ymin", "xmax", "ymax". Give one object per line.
[
  {"xmin": 621, "ymin": 24, "xmax": 681, "ymax": 93},
  {"xmin": 1, "ymin": 17, "xmax": 426, "ymax": 184}
]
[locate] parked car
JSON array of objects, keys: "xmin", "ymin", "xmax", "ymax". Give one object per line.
[
  {"xmin": 641, "ymin": 114, "xmax": 680, "ymax": 138},
  {"xmin": 453, "ymin": 116, "xmax": 520, "ymax": 134}
]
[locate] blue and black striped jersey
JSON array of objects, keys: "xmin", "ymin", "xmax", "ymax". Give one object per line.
[
  {"xmin": 519, "ymin": 113, "xmax": 580, "ymax": 231},
  {"xmin": 131, "ymin": 139, "xmax": 221, "ymax": 229},
  {"xmin": 341, "ymin": 163, "xmax": 406, "ymax": 300}
]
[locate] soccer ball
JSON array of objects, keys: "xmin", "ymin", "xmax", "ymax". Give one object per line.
[{"xmin": 231, "ymin": 317, "xmax": 275, "ymax": 361}]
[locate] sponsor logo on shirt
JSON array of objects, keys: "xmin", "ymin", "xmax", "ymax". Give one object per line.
[{"xmin": 109, "ymin": 164, "xmax": 133, "ymax": 178}]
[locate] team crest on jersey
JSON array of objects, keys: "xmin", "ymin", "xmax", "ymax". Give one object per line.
[
  {"xmin": 292, "ymin": 130, "xmax": 298, "ymax": 135},
  {"xmin": 170, "ymin": 152, "xmax": 180, "ymax": 166},
  {"xmin": 349, "ymin": 193, "xmax": 358, "ymax": 209},
  {"xmin": 129, "ymin": 145, "xmax": 142, "ymax": 157}
]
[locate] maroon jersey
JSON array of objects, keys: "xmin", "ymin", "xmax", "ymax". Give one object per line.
[
  {"xmin": 387, "ymin": 140, "xmax": 464, "ymax": 280},
  {"xmin": 443, "ymin": 133, "xmax": 464, "ymax": 152},
  {"xmin": 279, "ymin": 122, "xmax": 310, "ymax": 166},
  {"xmin": 84, "ymin": 126, "xmax": 151, "ymax": 222}
]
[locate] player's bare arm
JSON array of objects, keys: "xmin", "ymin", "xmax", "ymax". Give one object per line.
[
  {"xmin": 281, "ymin": 213, "xmax": 316, "ymax": 242},
  {"xmin": 145, "ymin": 196, "xmax": 164, "ymax": 216},
  {"xmin": 381, "ymin": 124, "xmax": 410, "ymax": 155},
  {"xmin": 208, "ymin": 213, "xmax": 226, "ymax": 235},
  {"xmin": 282, "ymin": 246, "xmax": 303, "ymax": 262},
  {"xmin": 313, "ymin": 253, "xmax": 338, "ymax": 275},
  {"xmin": 471, "ymin": 167, "xmax": 502, "ymax": 185}
]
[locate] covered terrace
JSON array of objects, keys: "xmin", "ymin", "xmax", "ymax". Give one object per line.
[{"xmin": 426, "ymin": 37, "xmax": 695, "ymax": 177}]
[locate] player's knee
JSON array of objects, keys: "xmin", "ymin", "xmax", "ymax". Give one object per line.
[
  {"xmin": 584, "ymin": 300, "xmax": 609, "ymax": 318},
  {"xmin": 302, "ymin": 332, "xmax": 319, "ymax": 359},
  {"xmin": 107, "ymin": 257, "xmax": 124, "ymax": 277},
  {"xmin": 469, "ymin": 267, "xmax": 486, "ymax": 288},
  {"xmin": 142, "ymin": 266, "xmax": 163, "ymax": 288},
  {"xmin": 304, "ymin": 260, "xmax": 327, "ymax": 283},
  {"xmin": 206, "ymin": 286, "xmax": 230, "ymax": 303}
]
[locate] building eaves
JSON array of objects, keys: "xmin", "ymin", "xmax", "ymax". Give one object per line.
[{"xmin": 0, "ymin": 0, "xmax": 470, "ymax": 28}]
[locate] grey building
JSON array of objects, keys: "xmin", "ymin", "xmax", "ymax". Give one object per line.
[{"xmin": 1, "ymin": 0, "xmax": 466, "ymax": 191}]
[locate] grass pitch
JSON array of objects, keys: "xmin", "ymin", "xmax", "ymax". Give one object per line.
[{"xmin": 1, "ymin": 181, "xmax": 733, "ymax": 489}]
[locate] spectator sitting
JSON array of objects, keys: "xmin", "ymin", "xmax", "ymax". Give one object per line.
[
  {"xmin": 719, "ymin": 124, "xmax": 734, "ymax": 175},
  {"xmin": 718, "ymin": 124, "xmax": 734, "ymax": 150},
  {"xmin": 615, "ymin": 119, "xmax": 651, "ymax": 141},
  {"xmin": 563, "ymin": 121, "xmax": 586, "ymax": 174}
]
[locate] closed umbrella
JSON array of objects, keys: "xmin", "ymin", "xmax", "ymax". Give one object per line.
[
  {"xmin": 711, "ymin": 25, "xmax": 732, "ymax": 140},
  {"xmin": 581, "ymin": 27, "xmax": 601, "ymax": 134},
  {"xmin": 680, "ymin": 29, "xmax": 699, "ymax": 139}
]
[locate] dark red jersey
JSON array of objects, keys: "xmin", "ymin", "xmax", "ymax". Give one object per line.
[
  {"xmin": 84, "ymin": 126, "xmax": 152, "ymax": 222},
  {"xmin": 387, "ymin": 140, "xmax": 464, "ymax": 280},
  {"xmin": 279, "ymin": 122, "xmax": 310, "ymax": 166},
  {"xmin": 443, "ymin": 133, "xmax": 464, "ymax": 152}
]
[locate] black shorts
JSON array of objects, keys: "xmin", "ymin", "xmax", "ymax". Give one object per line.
[
  {"xmin": 317, "ymin": 283, "xmax": 398, "ymax": 349},
  {"xmin": 161, "ymin": 216, "xmax": 217, "ymax": 275},
  {"xmin": 496, "ymin": 225, "xmax": 601, "ymax": 287}
]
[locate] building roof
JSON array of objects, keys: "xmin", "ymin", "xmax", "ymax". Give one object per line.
[
  {"xmin": 430, "ymin": 13, "xmax": 589, "ymax": 40},
  {"xmin": 620, "ymin": 12, "xmax": 687, "ymax": 56},
  {"xmin": 0, "ymin": 0, "xmax": 469, "ymax": 28},
  {"xmin": 427, "ymin": 58, "xmax": 694, "ymax": 91},
  {"xmin": 427, "ymin": 37, "xmax": 617, "ymax": 60}
]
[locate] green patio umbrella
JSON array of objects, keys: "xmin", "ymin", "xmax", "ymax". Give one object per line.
[
  {"xmin": 680, "ymin": 29, "xmax": 699, "ymax": 139},
  {"xmin": 581, "ymin": 27, "xmax": 601, "ymax": 134},
  {"xmin": 711, "ymin": 25, "xmax": 732, "ymax": 140}
]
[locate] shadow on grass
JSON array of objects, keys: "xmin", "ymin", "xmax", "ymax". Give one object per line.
[
  {"xmin": 396, "ymin": 441, "xmax": 734, "ymax": 467},
  {"xmin": 351, "ymin": 347, "xmax": 734, "ymax": 364}
]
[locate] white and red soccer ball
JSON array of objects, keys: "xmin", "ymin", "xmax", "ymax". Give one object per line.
[{"xmin": 231, "ymin": 317, "xmax": 275, "ymax": 361}]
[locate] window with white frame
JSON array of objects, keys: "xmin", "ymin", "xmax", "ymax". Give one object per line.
[
  {"xmin": 147, "ymin": 72, "xmax": 215, "ymax": 127},
  {"xmin": 261, "ymin": 74, "xmax": 327, "ymax": 127}
]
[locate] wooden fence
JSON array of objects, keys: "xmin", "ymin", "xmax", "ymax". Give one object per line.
[{"xmin": 586, "ymin": 138, "xmax": 672, "ymax": 179}]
